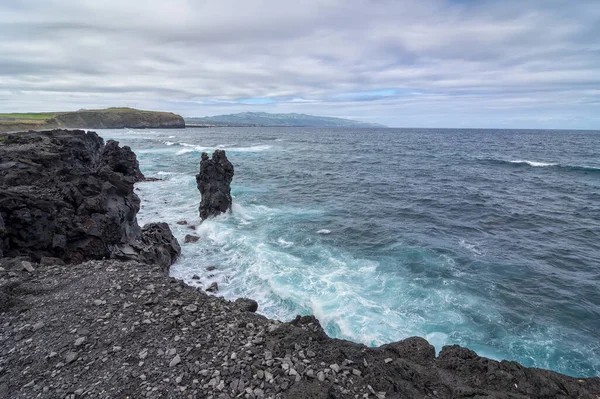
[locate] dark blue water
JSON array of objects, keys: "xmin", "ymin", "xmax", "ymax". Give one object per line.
[{"xmin": 104, "ymin": 127, "xmax": 600, "ymax": 377}]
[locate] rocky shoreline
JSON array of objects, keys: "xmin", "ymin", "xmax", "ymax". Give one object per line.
[{"xmin": 1, "ymin": 130, "xmax": 599, "ymax": 398}]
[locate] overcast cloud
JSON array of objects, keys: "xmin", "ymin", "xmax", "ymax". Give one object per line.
[{"xmin": 1, "ymin": 0, "xmax": 599, "ymax": 128}]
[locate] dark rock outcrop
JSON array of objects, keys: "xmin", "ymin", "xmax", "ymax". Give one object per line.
[
  {"xmin": 196, "ymin": 150, "xmax": 234, "ymax": 219},
  {"xmin": 0, "ymin": 129, "xmax": 179, "ymax": 268}
]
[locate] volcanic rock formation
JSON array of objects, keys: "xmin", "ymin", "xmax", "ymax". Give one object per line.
[
  {"xmin": 0, "ymin": 129, "xmax": 180, "ymax": 268},
  {"xmin": 196, "ymin": 150, "xmax": 234, "ymax": 220}
]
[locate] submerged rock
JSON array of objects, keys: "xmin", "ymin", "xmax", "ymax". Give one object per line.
[
  {"xmin": 0, "ymin": 129, "xmax": 179, "ymax": 267},
  {"xmin": 196, "ymin": 150, "xmax": 234, "ymax": 220},
  {"xmin": 184, "ymin": 234, "xmax": 200, "ymax": 243}
]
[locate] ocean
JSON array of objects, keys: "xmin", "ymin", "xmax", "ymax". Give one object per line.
[{"xmin": 101, "ymin": 127, "xmax": 600, "ymax": 377}]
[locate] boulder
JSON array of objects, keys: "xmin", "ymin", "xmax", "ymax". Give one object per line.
[
  {"xmin": 234, "ymin": 297, "xmax": 259, "ymax": 312},
  {"xmin": 139, "ymin": 223, "xmax": 181, "ymax": 269},
  {"xmin": 196, "ymin": 150, "xmax": 234, "ymax": 220},
  {"xmin": 0, "ymin": 129, "xmax": 180, "ymax": 267},
  {"xmin": 184, "ymin": 234, "xmax": 200, "ymax": 243}
]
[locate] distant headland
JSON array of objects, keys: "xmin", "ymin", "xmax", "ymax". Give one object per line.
[
  {"xmin": 185, "ymin": 111, "xmax": 387, "ymax": 128},
  {"xmin": 0, "ymin": 109, "xmax": 386, "ymax": 132},
  {"xmin": 0, "ymin": 107, "xmax": 185, "ymax": 133}
]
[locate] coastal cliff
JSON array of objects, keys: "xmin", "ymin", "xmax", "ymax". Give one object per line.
[
  {"xmin": 0, "ymin": 108, "xmax": 185, "ymax": 133},
  {"xmin": 0, "ymin": 129, "xmax": 180, "ymax": 267},
  {"xmin": 0, "ymin": 130, "xmax": 599, "ymax": 398}
]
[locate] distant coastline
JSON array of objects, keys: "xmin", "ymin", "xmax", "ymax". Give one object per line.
[
  {"xmin": 185, "ymin": 111, "xmax": 387, "ymax": 128},
  {"xmin": 0, "ymin": 107, "xmax": 184, "ymax": 133}
]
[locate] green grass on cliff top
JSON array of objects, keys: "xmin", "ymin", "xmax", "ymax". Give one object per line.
[
  {"xmin": 0, "ymin": 108, "xmax": 172, "ymax": 124},
  {"xmin": 0, "ymin": 112, "xmax": 57, "ymax": 122}
]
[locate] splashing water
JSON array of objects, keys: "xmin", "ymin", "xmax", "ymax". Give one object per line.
[{"xmin": 102, "ymin": 127, "xmax": 600, "ymax": 377}]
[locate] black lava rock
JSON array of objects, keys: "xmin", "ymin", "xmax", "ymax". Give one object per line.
[
  {"xmin": 0, "ymin": 129, "xmax": 179, "ymax": 268},
  {"xmin": 196, "ymin": 150, "xmax": 234, "ymax": 220}
]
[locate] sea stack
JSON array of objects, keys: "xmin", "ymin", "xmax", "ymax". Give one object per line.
[{"xmin": 196, "ymin": 150, "xmax": 234, "ymax": 219}]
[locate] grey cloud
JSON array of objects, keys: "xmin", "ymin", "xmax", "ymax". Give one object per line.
[{"xmin": 0, "ymin": 0, "xmax": 599, "ymax": 128}]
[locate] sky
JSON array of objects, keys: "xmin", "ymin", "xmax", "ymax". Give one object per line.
[{"xmin": 1, "ymin": 0, "xmax": 599, "ymax": 129}]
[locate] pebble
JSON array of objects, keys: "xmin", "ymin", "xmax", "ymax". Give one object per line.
[
  {"xmin": 317, "ymin": 371, "xmax": 325, "ymax": 382},
  {"xmin": 74, "ymin": 337, "xmax": 86, "ymax": 347},
  {"xmin": 169, "ymin": 354, "xmax": 181, "ymax": 367},
  {"xmin": 264, "ymin": 371, "xmax": 273, "ymax": 381},
  {"xmin": 384, "ymin": 358, "xmax": 393, "ymax": 364},
  {"xmin": 64, "ymin": 351, "xmax": 78, "ymax": 364},
  {"xmin": 21, "ymin": 261, "xmax": 35, "ymax": 273},
  {"xmin": 184, "ymin": 304, "xmax": 197, "ymax": 312},
  {"xmin": 32, "ymin": 322, "xmax": 45, "ymax": 331},
  {"xmin": 330, "ymin": 363, "xmax": 340, "ymax": 373}
]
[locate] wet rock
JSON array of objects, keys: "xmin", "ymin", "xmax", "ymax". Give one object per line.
[
  {"xmin": 184, "ymin": 234, "xmax": 200, "ymax": 243},
  {"xmin": 196, "ymin": 150, "xmax": 234, "ymax": 220},
  {"xmin": 176, "ymin": 220, "xmax": 188, "ymax": 225},
  {"xmin": 206, "ymin": 282, "xmax": 218, "ymax": 293}
]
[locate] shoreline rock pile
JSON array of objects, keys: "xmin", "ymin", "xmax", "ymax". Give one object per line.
[{"xmin": 1, "ymin": 130, "xmax": 599, "ymax": 398}]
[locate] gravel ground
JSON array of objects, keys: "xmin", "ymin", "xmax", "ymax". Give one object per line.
[{"xmin": 1, "ymin": 258, "xmax": 599, "ymax": 399}]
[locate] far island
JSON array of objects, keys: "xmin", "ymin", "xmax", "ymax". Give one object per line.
[
  {"xmin": 0, "ymin": 107, "xmax": 185, "ymax": 133},
  {"xmin": 185, "ymin": 111, "xmax": 387, "ymax": 128}
]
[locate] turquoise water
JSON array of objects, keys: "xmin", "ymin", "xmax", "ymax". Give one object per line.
[{"xmin": 102, "ymin": 127, "xmax": 600, "ymax": 377}]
